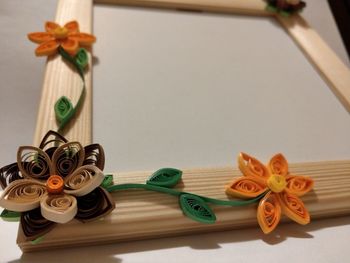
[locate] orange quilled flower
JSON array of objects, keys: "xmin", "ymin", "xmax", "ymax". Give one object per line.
[
  {"xmin": 28, "ymin": 21, "xmax": 96, "ymax": 56},
  {"xmin": 226, "ymin": 153, "xmax": 314, "ymax": 234}
]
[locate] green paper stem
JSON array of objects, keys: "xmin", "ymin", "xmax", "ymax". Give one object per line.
[
  {"xmin": 56, "ymin": 47, "xmax": 87, "ymax": 134},
  {"xmin": 106, "ymin": 183, "xmax": 264, "ymax": 206}
]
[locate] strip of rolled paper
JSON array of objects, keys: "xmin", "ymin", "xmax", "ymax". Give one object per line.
[
  {"xmin": 0, "ymin": 162, "xmax": 23, "ymax": 189},
  {"xmin": 64, "ymin": 165, "xmax": 105, "ymax": 196},
  {"xmin": 40, "ymin": 193, "xmax": 77, "ymax": 223},
  {"xmin": 21, "ymin": 207, "xmax": 57, "ymax": 241},
  {"xmin": 64, "ymin": 21, "xmax": 79, "ymax": 33},
  {"xmin": 17, "ymin": 146, "xmax": 53, "ymax": 180},
  {"xmin": 0, "ymin": 179, "xmax": 46, "ymax": 212},
  {"xmin": 69, "ymin": 33, "xmax": 96, "ymax": 45},
  {"xmin": 238, "ymin": 153, "xmax": 269, "ymax": 183},
  {"xmin": 278, "ymin": 191, "xmax": 310, "ymax": 225},
  {"xmin": 27, "ymin": 32, "xmax": 53, "ymax": 44},
  {"xmin": 75, "ymin": 187, "xmax": 115, "ymax": 222},
  {"xmin": 226, "ymin": 177, "xmax": 267, "ymax": 198},
  {"xmin": 35, "ymin": 40, "xmax": 59, "ymax": 56},
  {"xmin": 286, "ymin": 175, "xmax": 314, "ymax": 196},
  {"xmin": 39, "ymin": 130, "xmax": 68, "ymax": 151},
  {"xmin": 257, "ymin": 192, "xmax": 281, "ymax": 234},
  {"xmin": 83, "ymin": 144, "xmax": 105, "ymax": 170},
  {"xmin": 52, "ymin": 142, "xmax": 84, "ymax": 178},
  {"xmin": 268, "ymin": 153, "xmax": 289, "ymax": 176}
]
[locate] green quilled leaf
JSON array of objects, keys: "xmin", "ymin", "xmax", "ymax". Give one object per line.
[
  {"xmin": 75, "ymin": 48, "xmax": 88, "ymax": 70},
  {"xmin": 179, "ymin": 194, "xmax": 216, "ymax": 224},
  {"xmin": 101, "ymin": 174, "xmax": 114, "ymax": 189},
  {"xmin": 54, "ymin": 96, "xmax": 74, "ymax": 124},
  {"xmin": 146, "ymin": 168, "xmax": 182, "ymax": 188},
  {"xmin": 1, "ymin": 209, "xmax": 21, "ymax": 222}
]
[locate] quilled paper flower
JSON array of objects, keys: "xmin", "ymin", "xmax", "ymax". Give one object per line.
[
  {"xmin": 266, "ymin": 0, "xmax": 306, "ymax": 13},
  {"xmin": 28, "ymin": 21, "xmax": 96, "ymax": 56},
  {"xmin": 226, "ymin": 153, "xmax": 313, "ymax": 234},
  {"xmin": 0, "ymin": 131, "xmax": 114, "ymax": 241}
]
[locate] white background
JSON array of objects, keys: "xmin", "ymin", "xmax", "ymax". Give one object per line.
[{"xmin": 1, "ymin": 0, "xmax": 350, "ymax": 262}]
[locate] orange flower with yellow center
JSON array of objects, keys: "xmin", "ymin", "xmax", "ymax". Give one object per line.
[
  {"xmin": 28, "ymin": 21, "xmax": 96, "ymax": 56},
  {"xmin": 226, "ymin": 153, "xmax": 314, "ymax": 234}
]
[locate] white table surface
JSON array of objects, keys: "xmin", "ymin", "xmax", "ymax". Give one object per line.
[{"xmin": 1, "ymin": 0, "xmax": 350, "ymax": 262}]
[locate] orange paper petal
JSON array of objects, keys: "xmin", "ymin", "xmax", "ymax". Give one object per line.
[
  {"xmin": 35, "ymin": 40, "xmax": 59, "ymax": 56},
  {"xmin": 45, "ymin": 21, "xmax": 60, "ymax": 33},
  {"xmin": 257, "ymin": 192, "xmax": 281, "ymax": 234},
  {"xmin": 60, "ymin": 38, "xmax": 79, "ymax": 55},
  {"xmin": 238, "ymin": 153, "xmax": 270, "ymax": 183},
  {"xmin": 64, "ymin": 21, "xmax": 80, "ymax": 33},
  {"xmin": 278, "ymin": 191, "xmax": 310, "ymax": 225},
  {"xmin": 27, "ymin": 32, "xmax": 53, "ymax": 44},
  {"xmin": 226, "ymin": 177, "xmax": 267, "ymax": 198},
  {"xmin": 268, "ymin": 153, "xmax": 289, "ymax": 176},
  {"xmin": 286, "ymin": 175, "xmax": 314, "ymax": 196},
  {"xmin": 68, "ymin": 33, "xmax": 96, "ymax": 46}
]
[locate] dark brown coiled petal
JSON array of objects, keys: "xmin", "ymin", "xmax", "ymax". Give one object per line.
[
  {"xmin": 83, "ymin": 144, "xmax": 105, "ymax": 170},
  {"xmin": 17, "ymin": 146, "xmax": 53, "ymax": 181},
  {"xmin": 21, "ymin": 207, "xmax": 56, "ymax": 241},
  {"xmin": 52, "ymin": 142, "xmax": 84, "ymax": 178},
  {"xmin": 39, "ymin": 130, "xmax": 68, "ymax": 151},
  {"xmin": 0, "ymin": 162, "xmax": 24, "ymax": 189},
  {"xmin": 75, "ymin": 187, "xmax": 115, "ymax": 222}
]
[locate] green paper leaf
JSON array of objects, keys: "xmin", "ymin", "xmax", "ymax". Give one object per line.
[
  {"xmin": 75, "ymin": 48, "xmax": 88, "ymax": 69},
  {"xmin": 179, "ymin": 194, "xmax": 216, "ymax": 224},
  {"xmin": 265, "ymin": 4, "xmax": 277, "ymax": 13},
  {"xmin": 30, "ymin": 236, "xmax": 44, "ymax": 245},
  {"xmin": 280, "ymin": 11, "xmax": 291, "ymax": 17},
  {"xmin": 146, "ymin": 168, "xmax": 182, "ymax": 188},
  {"xmin": 101, "ymin": 174, "xmax": 114, "ymax": 188},
  {"xmin": 1, "ymin": 209, "xmax": 21, "ymax": 222},
  {"xmin": 55, "ymin": 96, "xmax": 74, "ymax": 124}
]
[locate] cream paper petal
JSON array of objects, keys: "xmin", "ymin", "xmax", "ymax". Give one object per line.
[
  {"xmin": 0, "ymin": 179, "xmax": 46, "ymax": 212},
  {"xmin": 64, "ymin": 165, "xmax": 105, "ymax": 197},
  {"xmin": 40, "ymin": 193, "xmax": 77, "ymax": 223}
]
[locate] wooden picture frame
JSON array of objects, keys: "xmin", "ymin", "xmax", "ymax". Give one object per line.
[{"xmin": 19, "ymin": 0, "xmax": 350, "ymax": 251}]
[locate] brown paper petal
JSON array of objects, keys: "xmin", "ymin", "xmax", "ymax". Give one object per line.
[
  {"xmin": 17, "ymin": 146, "xmax": 53, "ymax": 181},
  {"xmin": 75, "ymin": 187, "xmax": 115, "ymax": 222},
  {"xmin": 0, "ymin": 162, "xmax": 23, "ymax": 189},
  {"xmin": 64, "ymin": 165, "xmax": 105, "ymax": 196},
  {"xmin": 0, "ymin": 179, "xmax": 46, "ymax": 212},
  {"xmin": 238, "ymin": 153, "xmax": 270, "ymax": 183},
  {"xmin": 226, "ymin": 177, "xmax": 267, "ymax": 198},
  {"xmin": 278, "ymin": 191, "xmax": 310, "ymax": 225},
  {"xmin": 286, "ymin": 175, "xmax": 314, "ymax": 196},
  {"xmin": 257, "ymin": 192, "xmax": 281, "ymax": 234},
  {"xmin": 83, "ymin": 144, "xmax": 105, "ymax": 170},
  {"xmin": 40, "ymin": 194, "xmax": 77, "ymax": 223},
  {"xmin": 39, "ymin": 130, "xmax": 68, "ymax": 152},
  {"xmin": 21, "ymin": 207, "xmax": 56, "ymax": 241},
  {"xmin": 268, "ymin": 153, "xmax": 289, "ymax": 176},
  {"xmin": 52, "ymin": 142, "xmax": 84, "ymax": 178}
]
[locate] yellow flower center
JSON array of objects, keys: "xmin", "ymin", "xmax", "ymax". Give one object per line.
[
  {"xmin": 46, "ymin": 175, "xmax": 64, "ymax": 194},
  {"xmin": 267, "ymin": 174, "xmax": 286, "ymax": 193},
  {"xmin": 53, "ymin": 27, "xmax": 68, "ymax": 39}
]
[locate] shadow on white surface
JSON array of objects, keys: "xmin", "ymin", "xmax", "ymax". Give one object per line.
[{"xmin": 6, "ymin": 216, "xmax": 349, "ymax": 263}]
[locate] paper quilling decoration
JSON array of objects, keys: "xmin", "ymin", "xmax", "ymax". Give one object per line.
[
  {"xmin": 1, "ymin": 17, "xmax": 316, "ymax": 245},
  {"xmin": 0, "ymin": 131, "xmax": 114, "ymax": 241},
  {"xmin": 265, "ymin": 0, "xmax": 306, "ymax": 16},
  {"xmin": 28, "ymin": 21, "xmax": 95, "ymax": 134},
  {"xmin": 0, "ymin": 132, "xmax": 314, "ymax": 242}
]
